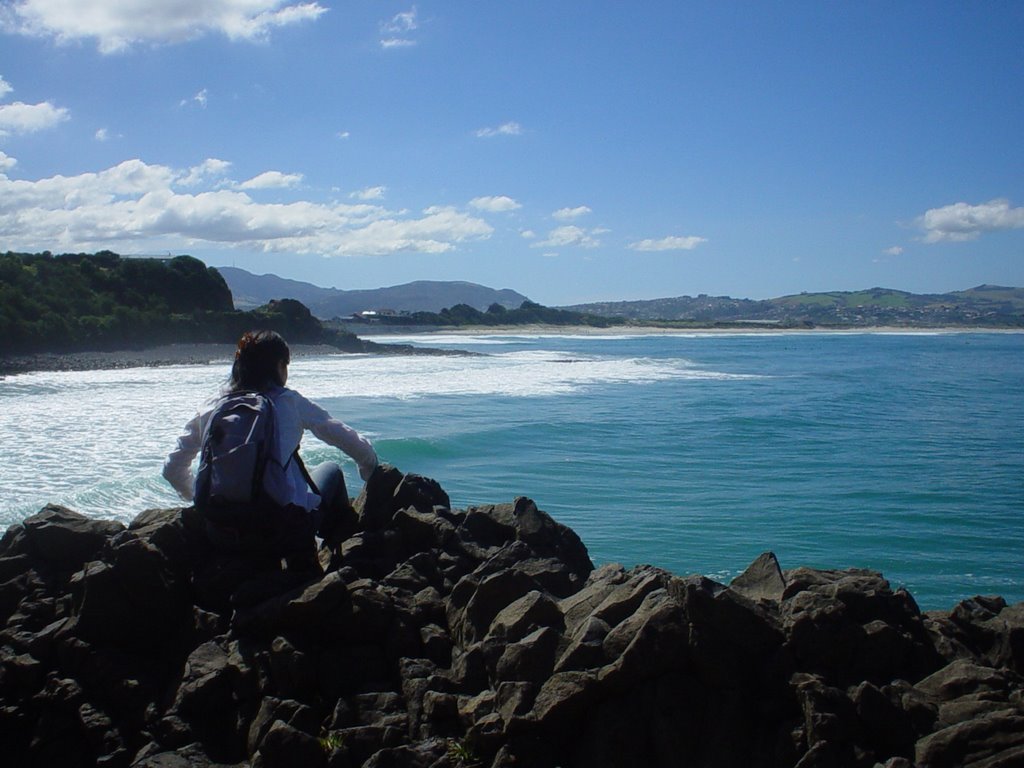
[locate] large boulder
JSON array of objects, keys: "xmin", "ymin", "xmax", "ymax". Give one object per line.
[{"xmin": 20, "ymin": 505, "xmax": 124, "ymax": 568}]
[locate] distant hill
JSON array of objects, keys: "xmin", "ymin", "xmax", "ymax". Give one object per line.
[
  {"xmin": 562, "ymin": 285, "xmax": 1024, "ymax": 327},
  {"xmin": 219, "ymin": 267, "xmax": 530, "ymax": 318}
]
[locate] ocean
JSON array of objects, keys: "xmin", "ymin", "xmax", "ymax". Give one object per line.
[{"xmin": 1, "ymin": 330, "xmax": 1021, "ymax": 611}]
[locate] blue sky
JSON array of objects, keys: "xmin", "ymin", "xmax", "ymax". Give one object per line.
[{"xmin": 1, "ymin": 1, "xmax": 1022, "ymax": 304}]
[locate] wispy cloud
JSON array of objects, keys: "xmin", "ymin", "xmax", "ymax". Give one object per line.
[
  {"xmin": 475, "ymin": 121, "xmax": 523, "ymax": 138},
  {"xmin": 0, "ymin": 76, "xmax": 12, "ymax": 99},
  {"xmin": 628, "ymin": 235, "xmax": 707, "ymax": 252},
  {"xmin": 552, "ymin": 205, "xmax": 591, "ymax": 221},
  {"xmin": 918, "ymin": 198, "xmax": 1024, "ymax": 243},
  {"xmin": 470, "ymin": 195, "xmax": 521, "ymax": 213},
  {"xmin": 1, "ymin": 0, "xmax": 328, "ymax": 54},
  {"xmin": 383, "ymin": 7, "xmax": 418, "ymax": 33},
  {"xmin": 350, "ymin": 186, "xmax": 386, "ymax": 201},
  {"xmin": 380, "ymin": 7, "xmax": 418, "ymax": 49},
  {"xmin": 180, "ymin": 88, "xmax": 208, "ymax": 109},
  {"xmin": 884, "ymin": 245, "xmax": 904, "ymax": 256},
  {"xmin": 0, "ymin": 157, "xmax": 492, "ymax": 257},
  {"xmin": 533, "ymin": 225, "xmax": 602, "ymax": 249},
  {"xmin": 0, "ymin": 151, "xmax": 16, "ymax": 171}
]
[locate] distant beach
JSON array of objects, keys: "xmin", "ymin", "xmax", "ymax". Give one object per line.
[{"xmin": 358, "ymin": 323, "xmax": 1024, "ymax": 337}]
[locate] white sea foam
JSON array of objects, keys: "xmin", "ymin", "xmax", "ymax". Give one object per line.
[
  {"xmin": 292, "ymin": 349, "xmax": 756, "ymax": 401},
  {"xmin": 366, "ymin": 334, "xmax": 520, "ymax": 345},
  {"xmin": 0, "ymin": 348, "xmax": 751, "ymax": 522}
]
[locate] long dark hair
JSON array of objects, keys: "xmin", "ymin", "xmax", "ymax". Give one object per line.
[{"xmin": 228, "ymin": 330, "xmax": 290, "ymax": 392}]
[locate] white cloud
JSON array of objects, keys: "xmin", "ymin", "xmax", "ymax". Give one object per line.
[
  {"xmin": 0, "ymin": 76, "xmax": 12, "ymax": 99},
  {"xmin": 0, "ymin": 151, "xmax": 16, "ymax": 171},
  {"xmin": 0, "ymin": 157, "xmax": 492, "ymax": 257},
  {"xmin": 533, "ymin": 225, "xmax": 601, "ymax": 249},
  {"xmin": 350, "ymin": 185, "xmax": 386, "ymax": 201},
  {"xmin": 380, "ymin": 37, "xmax": 416, "ymax": 49},
  {"xmin": 3, "ymin": 0, "xmax": 328, "ymax": 54},
  {"xmin": 628, "ymin": 235, "xmax": 707, "ymax": 252},
  {"xmin": 520, "ymin": 229, "xmax": 536, "ymax": 239},
  {"xmin": 884, "ymin": 245, "xmax": 904, "ymax": 256},
  {"xmin": 470, "ymin": 195, "xmax": 521, "ymax": 213},
  {"xmin": 552, "ymin": 205, "xmax": 591, "ymax": 221},
  {"xmin": 95, "ymin": 128, "xmax": 109, "ymax": 141},
  {"xmin": 238, "ymin": 170, "xmax": 303, "ymax": 190},
  {"xmin": 475, "ymin": 121, "xmax": 522, "ymax": 138},
  {"xmin": 0, "ymin": 100, "xmax": 69, "ymax": 136},
  {"xmin": 918, "ymin": 198, "xmax": 1024, "ymax": 243},
  {"xmin": 337, "ymin": 130, "xmax": 350, "ymax": 140},
  {"xmin": 177, "ymin": 158, "xmax": 232, "ymax": 187},
  {"xmin": 333, "ymin": 206, "xmax": 492, "ymax": 256}
]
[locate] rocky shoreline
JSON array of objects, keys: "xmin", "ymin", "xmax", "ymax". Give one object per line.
[
  {"xmin": 1, "ymin": 467, "xmax": 1022, "ymax": 767},
  {"xmin": 0, "ymin": 341, "xmax": 464, "ymax": 377},
  {"xmin": 0, "ymin": 343, "xmax": 289, "ymax": 377}
]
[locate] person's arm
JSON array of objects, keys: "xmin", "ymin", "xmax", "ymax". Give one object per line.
[
  {"xmin": 299, "ymin": 396, "xmax": 379, "ymax": 480},
  {"xmin": 312, "ymin": 418, "xmax": 379, "ymax": 479},
  {"xmin": 163, "ymin": 413, "xmax": 203, "ymax": 501}
]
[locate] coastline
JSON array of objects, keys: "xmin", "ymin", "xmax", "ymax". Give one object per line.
[
  {"xmin": 358, "ymin": 322, "xmax": 1024, "ymax": 337},
  {"xmin": 3, "ymin": 325, "xmax": 1021, "ymax": 377}
]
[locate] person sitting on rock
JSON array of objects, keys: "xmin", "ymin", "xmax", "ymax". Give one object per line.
[{"xmin": 162, "ymin": 329, "xmax": 378, "ymax": 571}]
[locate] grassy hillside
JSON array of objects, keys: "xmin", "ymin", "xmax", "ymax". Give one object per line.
[{"xmin": 564, "ymin": 286, "xmax": 1024, "ymax": 327}]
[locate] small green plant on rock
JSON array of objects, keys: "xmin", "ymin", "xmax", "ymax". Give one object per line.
[
  {"xmin": 318, "ymin": 730, "xmax": 344, "ymax": 752},
  {"xmin": 446, "ymin": 737, "xmax": 481, "ymax": 766}
]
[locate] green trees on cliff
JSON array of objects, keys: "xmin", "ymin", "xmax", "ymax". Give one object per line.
[{"xmin": 0, "ymin": 251, "xmax": 362, "ymax": 356}]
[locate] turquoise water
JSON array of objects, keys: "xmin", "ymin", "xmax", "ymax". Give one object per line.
[{"xmin": 1, "ymin": 331, "xmax": 1021, "ymax": 610}]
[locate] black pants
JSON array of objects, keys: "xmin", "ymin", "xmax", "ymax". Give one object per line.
[{"xmin": 308, "ymin": 461, "xmax": 350, "ymax": 539}]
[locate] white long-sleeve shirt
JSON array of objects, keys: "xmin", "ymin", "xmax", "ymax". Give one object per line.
[{"xmin": 163, "ymin": 386, "xmax": 378, "ymax": 512}]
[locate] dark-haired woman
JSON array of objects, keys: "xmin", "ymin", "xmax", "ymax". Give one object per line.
[{"xmin": 163, "ymin": 330, "xmax": 378, "ymax": 563}]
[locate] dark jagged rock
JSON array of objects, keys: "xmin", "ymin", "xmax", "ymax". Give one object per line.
[{"xmin": 1, "ymin": 466, "xmax": 1022, "ymax": 767}]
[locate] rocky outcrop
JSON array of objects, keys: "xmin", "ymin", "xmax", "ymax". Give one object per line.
[{"xmin": 1, "ymin": 467, "xmax": 1022, "ymax": 767}]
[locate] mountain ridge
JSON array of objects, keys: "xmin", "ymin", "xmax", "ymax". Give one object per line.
[
  {"xmin": 221, "ymin": 266, "xmax": 1023, "ymax": 327},
  {"xmin": 219, "ymin": 267, "xmax": 530, "ymax": 318}
]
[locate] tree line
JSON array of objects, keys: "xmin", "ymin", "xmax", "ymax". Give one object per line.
[{"xmin": 356, "ymin": 300, "xmax": 624, "ymax": 328}]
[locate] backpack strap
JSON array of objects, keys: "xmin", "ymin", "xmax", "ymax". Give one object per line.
[{"xmin": 293, "ymin": 450, "xmax": 320, "ymax": 496}]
